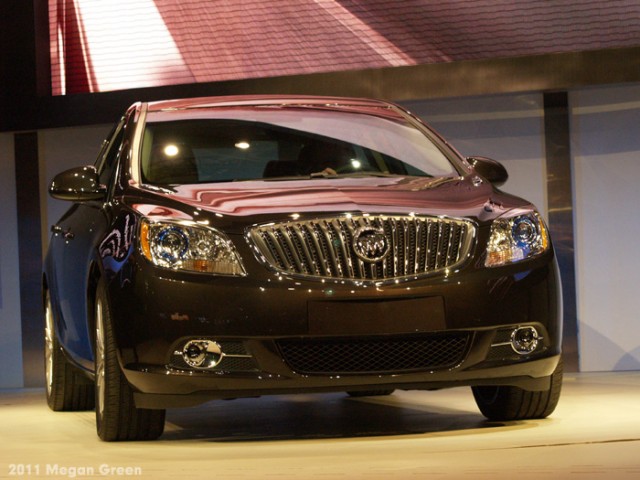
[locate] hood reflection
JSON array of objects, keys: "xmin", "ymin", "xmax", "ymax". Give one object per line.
[{"xmin": 166, "ymin": 175, "xmax": 496, "ymax": 218}]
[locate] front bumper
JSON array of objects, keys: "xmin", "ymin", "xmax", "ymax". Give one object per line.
[
  {"xmin": 130, "ymin": 354, "xmax": 561, "ymax": 408},
  {"xmin": 106, "ymin": 247, "xmax": 562, "ymax": 409}
]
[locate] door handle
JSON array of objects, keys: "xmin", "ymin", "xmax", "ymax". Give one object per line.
[{"xmin": 51, "ymin": 225, "xmax": 74, "ymax": 240}]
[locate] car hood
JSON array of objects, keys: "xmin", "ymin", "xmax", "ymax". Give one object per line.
[{"xmin": 134, "ymin": 176, "xmax": 527, "ymax": 233}]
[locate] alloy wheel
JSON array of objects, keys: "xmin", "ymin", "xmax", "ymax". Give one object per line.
[
  {"xmin": 44, "ymin": 295, "xmax": 54, "ymax": 396},
  {"xmin": 95, "ymin": 298, "xmax": 106, "ymax": 419}
]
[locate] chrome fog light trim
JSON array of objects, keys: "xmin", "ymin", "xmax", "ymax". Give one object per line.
[
  {"xmin": 491, "ymin": 326, "xmax": 543, "ymax": 355},
  {"xmin": 180, "ymin": 339, "xmax": 253, "ymax": 370},
  {"xmin": 510, "ymin": 326, "xmax": 541, "ymax": 354},
  {"xmin": 182, "ymin": 340, "xmax": 224, "ymax": 368}
]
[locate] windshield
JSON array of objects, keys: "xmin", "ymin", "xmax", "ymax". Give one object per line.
[{"xmin": 140, "ymin": 107, "xmax": 458, "ymax": 185}]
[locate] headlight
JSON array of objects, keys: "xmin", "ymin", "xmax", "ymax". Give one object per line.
[
  {"xmin": 485, "ymin": 211, "xmax": 550, "ymax": 267},
  {"xmin": 140, "ymin": 219, "xmax": 246, "ymax": 275}
]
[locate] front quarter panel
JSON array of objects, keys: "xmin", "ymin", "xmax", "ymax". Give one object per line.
[{"xmin": 46, "ymin": 202, "xmax": 109, "ymax": 371}]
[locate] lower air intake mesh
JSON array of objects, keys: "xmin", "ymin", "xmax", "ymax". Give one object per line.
[{"xmin": 277, "ymin": 333, "xmax": 470, "ymax": 375}]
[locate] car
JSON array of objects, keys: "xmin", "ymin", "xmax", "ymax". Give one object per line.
[{"xmin": 43, "ymin": 95, "xmax": 563, "ymax": 441}]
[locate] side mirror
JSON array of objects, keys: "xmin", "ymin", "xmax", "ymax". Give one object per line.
[
  {"xmin": 467, "ymin": 156, "xmax": 509, "ymax": 187},
  {"xmin": 49, "ymin": 166, "xmax": 106, "ymax": 201}
]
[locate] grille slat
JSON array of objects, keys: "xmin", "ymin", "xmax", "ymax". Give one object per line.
[
  {"xmin": 435, "ymin": 222, "xmax": 445, "ymax": 270},
  {"xmin": 249, "ymin": 215, "xmax": 475, "ymax": 282},
  {"xmin": 308, "ymin": 223, "xmax": 329, "ymax": 276},
  {"xmin": 324, "ymin": 221, "xmax": 343, "ymax": 278},
  {"xmin": 283, "ymin": 226, "xmax": 304, "ymax": 272},
  {"xmin": 402, "ymin": 218, "xmax": 415, "ymax": 275},
  {"xmin": 277, "ymin": 334, "xmax": 470, "ymax": 374},
  {"xmin": 266, "ymin": 230, "xmax": 290, "ymax": 269},
  {"xmin": 414, "ymin": 219, "xmax": 422, "ymax": 274},
  {"xmin": 294, "ymin": 226, "xmax": 315, "ymax": 275},
  {"xmin": 333, "ymin": 219, "xmax": 354, "ymax": 278}
]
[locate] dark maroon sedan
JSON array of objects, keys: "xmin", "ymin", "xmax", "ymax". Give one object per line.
[{"xmin": 43, "ymin": 95, "xmax": 562, "ymax": 441}]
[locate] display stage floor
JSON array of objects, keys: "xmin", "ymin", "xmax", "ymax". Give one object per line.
[{"xmin": 1, "ymin": 372, "xmax": 639, "ymax": 479}]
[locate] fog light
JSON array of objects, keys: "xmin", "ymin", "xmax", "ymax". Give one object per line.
[
  {"xmin": 182, "ymin": 340, "xmax": 223, "ymax": 368},
  {"xmin": 510, "ymin": 326, "xmax": 540, "ymax": 355}
]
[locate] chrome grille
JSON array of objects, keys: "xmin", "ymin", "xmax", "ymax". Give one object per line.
[{"xmin": 248, "ymin": 215, "xmax": 475, "ymax": 282}]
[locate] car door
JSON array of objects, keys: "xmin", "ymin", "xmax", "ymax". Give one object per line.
[{"xmin": 50, "ymin": 112, "xmax": 131, "ymax": 370}]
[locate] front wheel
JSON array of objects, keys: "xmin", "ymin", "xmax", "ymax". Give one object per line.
[
  {"xmin": 94, "ymin": 281, "xmax": 165, "ymax": 441},
  {"xmin": 472, "ymin": 358, "xmax": 563, "ymax": 421}
]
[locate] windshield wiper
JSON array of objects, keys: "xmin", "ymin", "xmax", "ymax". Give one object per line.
[{"xmin": 306, "ymin": 171, "xmax": 403, "ymax": 178}]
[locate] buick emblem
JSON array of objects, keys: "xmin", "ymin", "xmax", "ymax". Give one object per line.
[{"xmin": 353, "ymin": 227, "xmax": 390, "ymax": 262}]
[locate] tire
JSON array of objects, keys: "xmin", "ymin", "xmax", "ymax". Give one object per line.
[
  {"xmin": 95, "ymin": 281, "xmax": 165, "ymax": 441},
  {"xmin": 472, "ymin": 358, "xmax": 563, "ymax": 421},
  {"xmin": 44, "ymin": 289, "xmax": 95, "ymax": 411},
  {"xmin": 347, "ymin": 389, "xmax": 395, "ymax": 398}
]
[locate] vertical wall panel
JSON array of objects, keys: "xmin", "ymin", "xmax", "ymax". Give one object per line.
[
  {"xmin": 14, "ymin": 132, "xmax": 43, "ymax": 388},
  {"xmin": 571, "ymin": 84, "xmax": 640, "ymax": 371},
  {"xmin": 543, "ymin": 92, "xmax": 579, "ymax": 372},
  {"xmin": 0, "ymin": 133, "xmax": 24, "ymax": 388}
]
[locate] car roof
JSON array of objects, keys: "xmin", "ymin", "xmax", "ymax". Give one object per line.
[{"xmin": 145, "ymin": 95, "xmax": 393, "ymax": 112}]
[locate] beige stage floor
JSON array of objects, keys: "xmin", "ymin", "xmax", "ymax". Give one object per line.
[{"xmin": 0, "ymin": 372, "xmax": 639, "ymax": 479}]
